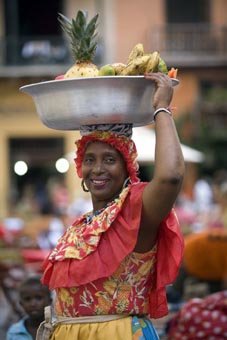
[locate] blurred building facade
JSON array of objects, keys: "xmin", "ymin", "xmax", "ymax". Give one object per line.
[{"xmin": 0, "ymin": 0, "xmax": 227, "ymax": 218}]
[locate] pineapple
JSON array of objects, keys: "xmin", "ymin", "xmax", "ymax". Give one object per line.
[{"xmin": 58, "ymin": 10, "xmax": 99, "ymax": 78}]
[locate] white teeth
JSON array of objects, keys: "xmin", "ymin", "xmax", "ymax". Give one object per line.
[{"xmin": 92, "ymin": 180, "xmax": 106, "ymax": 184}]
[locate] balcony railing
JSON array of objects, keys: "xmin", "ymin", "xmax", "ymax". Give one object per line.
[
  {"xmin": 0, "ymin": 35, "xmax": 103, "ymax": 76},
  {"xmin": 149, "ymin": 24, "xmax": 227, "ymax": 66},
  {"xmin": 0, "ymin": 35, "xmax": 71, "ymax": 65}
]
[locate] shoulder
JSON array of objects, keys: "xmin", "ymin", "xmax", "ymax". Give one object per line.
[
  {"xmin": 124, "ymin": 182, "xmax": 148, "ymax": 208},
  {"xmin": 6, "ymin": 318, "xmax": 31, "ymax": 339},
  {"xmin": 129, "ymin": 181, "xmax": 148, "ymax": 196}
]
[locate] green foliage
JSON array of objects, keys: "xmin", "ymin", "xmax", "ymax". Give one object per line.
[{"xmin": 58, "ymin": 10, "xmax": 99, "ymax": 62}]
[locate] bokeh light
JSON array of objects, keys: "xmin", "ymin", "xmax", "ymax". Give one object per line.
[
  {"xmin": 14, "ymin": 161, "xmax": 28, "ymax": 176},
  {"xmin": 55, "ymin": 158, "xmax": 69, "ymax": 173}
]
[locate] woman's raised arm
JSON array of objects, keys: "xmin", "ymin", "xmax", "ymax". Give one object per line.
[{"xmin": 136, "ymin": 72, "xmax": 185, "ymax": 251}]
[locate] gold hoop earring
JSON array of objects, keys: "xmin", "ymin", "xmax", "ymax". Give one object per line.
[
  {"xmin": 81, "ymin": 179, "xmax": 89, "ymax": 192},
  {"xmin": 122, "ymin": 177, "xmax": 131, "ymax": 189}
]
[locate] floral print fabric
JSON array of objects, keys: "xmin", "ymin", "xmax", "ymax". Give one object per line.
[
  {"xmin": 42, "ymin": 182, "xmax": 184, "ymax": 319},
  {"xmin": 55, "ymin": 248, "xmax": 157, "ymax": 317},
  {"xmin": 48, "ymin": 186, "xmax": 130, "ymax": 261}
]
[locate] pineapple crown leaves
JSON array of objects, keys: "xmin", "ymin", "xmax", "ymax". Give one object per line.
[{"xmin": 58, "ymin": 10, "xmax": 99, "ymax": 62}]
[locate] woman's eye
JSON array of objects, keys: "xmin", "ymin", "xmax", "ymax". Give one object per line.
[
  {"xmin": 83, "ymin": 157, "xmax": 93, "ymax": 164},
  {"xmin": 105, "ymin": 157, "xmax": 115, "ymax": 163}
]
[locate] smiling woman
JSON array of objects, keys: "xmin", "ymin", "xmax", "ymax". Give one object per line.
[{"xmin": 36, "ymin": 72, "xmax": 186, "ymax": 340}]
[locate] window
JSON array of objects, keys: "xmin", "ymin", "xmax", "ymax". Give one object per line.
[{"xmin": 166, "ymin": 0, "xmax": 210, "ymax": 23}]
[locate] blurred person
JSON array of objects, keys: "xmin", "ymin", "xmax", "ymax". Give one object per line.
[
  {"xmin": 47, "ymin": 177, "xmax": 69, "ymax": 215},
  {"xmin": 37, "ymin": 215, "xmax": 65, "ymax": 250},
  {"xmin": 167, "ymin": 290, "xmax": 227, "ymax": 339},
  {"xmin": 66, "ymin": 194, "xmax": 93, "ymax": 222},
  {"xmin": 15, "ymin": 184, "xmax": 40, "ymax": 220},
  {"xmin": 168, "ymin": 224, "xmax": 227, "ymax": 307},
  {"xmin": 0, "ymin": 264, "xmax": 25, "ymax": 339},
  {"xmin": 206, "ymin": 169, "xmax": 227, "ymax": 230},
  {"xmin": 6, "ymin": 275, "xmax": 51, "ymax": 340},
  {"xmin": 193, "ymin": 177, "xmax": 213, "ymax": 214}
]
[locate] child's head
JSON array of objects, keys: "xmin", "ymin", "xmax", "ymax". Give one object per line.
[{"xmin": 19, "ymin": 274, "xmax": 51, "ymax": 321}]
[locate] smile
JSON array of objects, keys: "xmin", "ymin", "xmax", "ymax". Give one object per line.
[{"xmin": 91, "ymin": 179, "xmax": 109, "ymax": 186}]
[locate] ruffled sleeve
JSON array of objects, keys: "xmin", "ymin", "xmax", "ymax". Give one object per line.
[{"xmin": 149, "ymin": 210, "xmax": 184, "ymax": 318}]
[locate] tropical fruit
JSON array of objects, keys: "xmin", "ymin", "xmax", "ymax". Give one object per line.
[
  {"xmin": 111, "ymin": 63, "xmax": 126, "ymax": 75},
  {"xmin": 127, "ymin": 43, "xmax": 144, "ymax": 64},
  {"xmin": 158, "ymin": 57, "xmax": 168, "ymax": 74},
  {"xmin": 98, "ymin": 65, "xmax": 115, "ymax": 76},
  {"xmin": 121, "ymin": 55, "xmax": 151, "ymax": 75},
  {"xmin": 58, "ymin": 10, "xmax": 99, "ymax": 78},
  {"xmin": 145, "ymin": 51, "xmax": 160, "ymax": 73}
]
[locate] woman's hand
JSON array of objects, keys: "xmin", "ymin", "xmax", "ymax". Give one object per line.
[{"xmin": 144, "ymin": 72, "xmax": 173, "ymax": 110}]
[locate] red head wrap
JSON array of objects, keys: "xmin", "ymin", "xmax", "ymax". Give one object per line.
[{"xmin": 74, "ymin": 130, "xmax": 140, "ymax": 183}]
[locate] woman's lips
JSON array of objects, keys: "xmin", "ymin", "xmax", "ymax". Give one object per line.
[{"xmin": 90, "ymin": 179, "xmax": 109, "ymax": 188}]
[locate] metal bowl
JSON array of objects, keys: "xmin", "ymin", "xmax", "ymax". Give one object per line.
[{"xmin": 20, "ymin": 76, "xmax": 179, "ymax": 130}]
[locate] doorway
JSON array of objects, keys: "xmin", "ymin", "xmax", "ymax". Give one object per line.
[{"xmin": 9, "ymin": 137, "xmax": 66, "ymax": 216}]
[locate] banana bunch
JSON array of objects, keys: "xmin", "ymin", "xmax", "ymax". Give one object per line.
[
  {"xmin": 120, "ymin": 43, "xmax": 160, "ymax": 76},
  {"xmin": 99, "ymin": 43, "xmax": 169, "ymax": 76}
]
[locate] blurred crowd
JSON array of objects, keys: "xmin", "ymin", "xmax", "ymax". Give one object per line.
[{"xmin": 0, "ymin": 169, "xmax": 227, "ymax": 339}]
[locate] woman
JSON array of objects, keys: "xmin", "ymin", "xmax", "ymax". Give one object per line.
[{"xmin": 38, "ymin": 72, "xmax": 185, "ymax": 339}]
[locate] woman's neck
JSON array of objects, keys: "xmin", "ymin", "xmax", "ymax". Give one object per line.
[
  {"xmin": 92, "ymin": 199, "xmax": 111, "ymax": 213},
  {"xmin": 91, "ymin": 190, "xmax": 124, "ymax": 212}
]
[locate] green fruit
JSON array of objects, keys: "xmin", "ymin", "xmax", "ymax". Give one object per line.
[
  {"xmin": 158, "ymin": 58, "xmax": 168, "ymax": 74},
  {"xmin": 98, "ymin": 65, "xmax": 115, "ymax": 76}
]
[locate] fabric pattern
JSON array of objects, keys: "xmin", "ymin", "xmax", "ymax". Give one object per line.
[
  {"xmin": 167, "ymin": 290, "xmax": 227, "ymax": 339},
  {"xmin": 132, "ymin": 317, "xmax": 159, "ymax": 339},
  {"xmin": 42, "ymin": 182, "xmax": 184, "ymax": 319},
  {"xmin": 79, "ymin": 123, "xmax": 133, "ymax": 137},
  {"xmin": 48, "ymin": 186, "xmax": 129, "ymax": 262},
  {"xmin": 55, "ymin": 248, "xmax": 157, "ymax": 316}
]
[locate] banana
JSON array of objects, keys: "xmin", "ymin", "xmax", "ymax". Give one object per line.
[
  {"xmin": 121, "ymin": 55, "xmax": 150, "ymax": 75},
  {"xmin": 127, "ymin": 43, "xmax": 144, "ymax": 64},
  {"xmin": 145, "ymin": 51, "xmax": 160, "ymax": 73},
  {"xmin": 111, "ymin": 63, "xmax": 126, "ymax": 75}
]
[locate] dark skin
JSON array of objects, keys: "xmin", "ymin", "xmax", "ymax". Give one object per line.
[
  {"xmin": 82, "ymin": 73, "xmax": 185, "ymax": 253},
  {"xmin": 19, "ymin": 283, "xmax": 51, "ymax": 339},
  {"xmin": 82, "ymin": 142, "xmax": 128, "ymax": 211}
]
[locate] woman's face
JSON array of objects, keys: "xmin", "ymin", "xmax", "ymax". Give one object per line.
[{"xmin": 82, "ymin": 141, "xmax": 128, "ymax": 204}]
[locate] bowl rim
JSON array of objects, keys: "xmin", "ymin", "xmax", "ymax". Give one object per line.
[{"xmin": 20, "ymin": 76, "xmax": 179, "ymax": 92}]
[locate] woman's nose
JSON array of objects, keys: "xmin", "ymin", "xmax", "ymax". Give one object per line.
[{"xmin": 92, "ymin": 161, "xmax": 103, "ymax": 174}]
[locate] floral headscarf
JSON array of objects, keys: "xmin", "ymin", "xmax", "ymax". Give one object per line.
[{"xmin": 74, "ymin": 124, "xmax": 140, "ymax": 183}]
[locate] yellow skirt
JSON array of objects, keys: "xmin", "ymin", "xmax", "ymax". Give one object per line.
[{"xmin": 50, "ymin": 317, "xmax": 132, "ymax": 340}]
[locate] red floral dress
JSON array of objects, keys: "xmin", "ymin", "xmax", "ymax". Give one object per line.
[
  {"xmin": 42, "ymin": 182, "xmax": 184, "ymax": 319},
  {"xmin": 55, "ymin": 249, "xmax": 157, "ymax": 316}
]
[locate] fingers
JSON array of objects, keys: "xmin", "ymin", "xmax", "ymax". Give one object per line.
[
  {"xmin": 145, "ymin": 73, "xmax": 173, "ymax": 109},
  {"xmin": 144, "ymin": 72, "xmax": 172, "ymax": 87}
]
